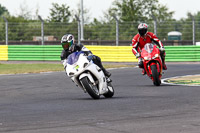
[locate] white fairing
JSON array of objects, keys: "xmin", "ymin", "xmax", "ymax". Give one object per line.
[{"xmin": 66, "ymin": 52, "xmax": 108, "ymax": 95}]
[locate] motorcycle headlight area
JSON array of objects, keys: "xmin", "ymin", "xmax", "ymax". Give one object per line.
[
  {"xmin": 144, "ymin": 54, "xmax": 159, "ymax": 60},
  {"xmin": 152, "ymin": 54, "xmax": 159, "ymax": 59},
  {"xmin": 144, "ymin": 57, "xmax": 151, "ymax": 60}
]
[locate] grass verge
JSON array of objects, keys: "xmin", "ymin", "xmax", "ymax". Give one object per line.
[{"xmin": 0, "ymin": 63, "xmax": 134, "ymax": 74}]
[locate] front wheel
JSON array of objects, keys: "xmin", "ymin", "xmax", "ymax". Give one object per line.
[
  {"xmin": 151, "ymin": 65, "xmax": 161, "ymax": 86},
  {"xmin": 80, "ymin": 77, "xmax": 100, "ymax": 99},
  {"xmin": 103, "ymin": 82, "xmax": 114, "ymax": 98}
]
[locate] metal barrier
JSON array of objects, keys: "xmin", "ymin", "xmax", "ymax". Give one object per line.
[
  {"xmin": 8, "ymin": 45, "xmax": 61, "ymax": 61},
  {"xmin": 86, "ymin": 46, "xmax": 137, "ymax": 62},
  {"xmin": 0, "ymin": 45, "xmax": 8, "ymax": 60},
  {"xmin": 165, "ymin": 46, "xmax": 200, "ymax": 61},
  {"xmin": 0, "ymin": 45, "xmax": 200, "ymax": 62}
]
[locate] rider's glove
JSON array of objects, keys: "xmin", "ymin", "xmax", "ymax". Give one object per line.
[
  {"xmin": 69, "ymin": 45, "xmax": 75, "ymax": 53},
  {"xmin": 160, "ymin": 47, "xmax": 165, "ymax": 52},
  {"xmin": 83, "ymin": 51, "xmax": 92, "ymax": 56},
  {"xmin": 135, "ymin": 53, "xmax": 141, "ymax": 58},
  {"xmin": 62, "ymin": 59, "xmax": 68, "ymax": 69},
  {"xmin": 87, "ymin": 55, "xmax": 94, "ymax": 61}
]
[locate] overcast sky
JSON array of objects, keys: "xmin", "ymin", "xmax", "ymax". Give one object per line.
[{"xmin": 0, "ymin": 0, "xmax": 200, "ymax": 20}]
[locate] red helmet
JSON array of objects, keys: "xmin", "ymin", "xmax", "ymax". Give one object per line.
[{"xmin": 138, "ymin": 23, "xmax": 148, "ymax": 36}]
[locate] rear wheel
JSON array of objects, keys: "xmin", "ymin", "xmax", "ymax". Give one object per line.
[
  {"xmin": 151, "ymin": 65, "xmax": 161, "ymax": 86},
  {"xmin": 80, "ymin": 77, "xmax": 100, "ymax": 99},
  {"xmin": 103, "ymin": 82, "xmax": 114, "ymax": 98}
]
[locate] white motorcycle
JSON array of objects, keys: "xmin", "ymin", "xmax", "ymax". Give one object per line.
[{"xmin": 65, "ymin": 51, "xmax": 114, "ymax": 99}]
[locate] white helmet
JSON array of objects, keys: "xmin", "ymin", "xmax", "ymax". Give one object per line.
[
  {"xmin": 138, "ymin": 23, "xmax": 148, "ymax": 36},
  {"xmin": 61, "ymin": 34, "xmax": 75, "ymax": 50}
]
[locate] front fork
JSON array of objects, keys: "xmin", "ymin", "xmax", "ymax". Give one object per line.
[{"xmin": 144, "ymin": 60, "xmax": 162, "ymax": 77}]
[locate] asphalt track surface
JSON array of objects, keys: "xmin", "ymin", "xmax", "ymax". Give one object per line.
[{"xmin": 1, "ymin": 64, "xmax": 200, "ymax": 133}]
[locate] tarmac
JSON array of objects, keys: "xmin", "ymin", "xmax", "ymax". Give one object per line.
[{"xmin": 1, "ymin": 61, "xmax": 200, "ymax": 86}]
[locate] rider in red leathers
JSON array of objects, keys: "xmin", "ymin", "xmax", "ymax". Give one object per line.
[{"xmin": 132, "ymin": 23, "xmax": 167, "ymax": 75}]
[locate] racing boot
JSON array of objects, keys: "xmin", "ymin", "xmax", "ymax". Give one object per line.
[
  {"xmin": 92, "ymin": 55, "xmax": 111, "ymax": 77},
  {"xmin": 162, "ymin": 58, "xmax": 167, "ymax": 70},
  {"xmin": 106, "ymin": 77, "xmax": 112, "ymax": 83},
  {"xmin": 102, "ymin": 68, "xmax": 111, "ymax": 77},
  {"xmin": 163, "ymin": 63, "xmax": 167, "ymax": 70},
  {"xmin": 161, "ymin": 52, "xmax": 167, "ymax": 70},
  {"xmin": 142, "ymin": 68, "xmax": 146, "ymax": 75}
]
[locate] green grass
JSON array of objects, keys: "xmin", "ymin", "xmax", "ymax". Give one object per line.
[
  {"xmin": 0, "ymin": 63, "xmax": 64, "ymax": 74},
  {"xmin": 0, "ymin": 63, "xmax": 134, "ymax": 74}
]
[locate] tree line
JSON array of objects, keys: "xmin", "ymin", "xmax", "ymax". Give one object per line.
[{"xmin": 0, "ymin": 0, "xmax": 200, "ymax": 41}]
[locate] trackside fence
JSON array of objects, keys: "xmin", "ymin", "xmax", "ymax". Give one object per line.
[{"xmin": 0, "ymin": 45, "xmax": 200, "ymax": 62}]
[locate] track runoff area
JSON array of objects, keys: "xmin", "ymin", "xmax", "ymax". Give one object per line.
[
  {"xmin": 162, "ymin": 74, "xmax": 200, "ymax": 86},
  {"xmin": 133, "ymin": 64, "xmax": 200, "ymax": 87}
]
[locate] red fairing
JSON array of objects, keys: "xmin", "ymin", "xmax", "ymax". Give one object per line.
[
  {"xmin": 141, "ymin": 45, "xmax": 160, "ymax": 61},
  {"xmin": 132, "ymin": 32, "xmax": 163, "ymax": 55}
]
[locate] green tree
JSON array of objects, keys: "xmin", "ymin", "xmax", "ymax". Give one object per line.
[
  {"xmin": 0, "ymin": 4, "xmax": 10, "ymax": 41},
  {"xmin": 72, "ymin": 2, "xmax": 91, "ymax": 24},
  {"xmin": 18, "ymin": 2, "xmax": 32, "ymax": 19},
  {"xmin": 6, "ymin": 16, "xmax": 38, "ymax": 41},
  {"xmin": 194, "ymin": 12, "xmax": 200, "ymax": 41},
  {"xmin": 0, "ymin": 4, "xmax": 9, "ymax": 16},
  {"xmin": 106, "ymin": 0, "xmax": 173, "ymax": 22},
  {"xmin": 48, "ymin": 3, "xmax": 71, "ymax": 22},
  {"xmin": 180, "ymin": 12, "xmax": 200, "ymax": 41},
  {"xmin": 85, "ymin": 18, "xmax": 116, "ymax": 40},
  {"xmin": 100, "ymin": 0, "xmax": 174, "ymax": 40}
]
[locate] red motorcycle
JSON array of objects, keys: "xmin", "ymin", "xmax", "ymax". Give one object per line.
[{"xmin": 140, "ymin": 43, "xmax": 163, "ymax": 86}]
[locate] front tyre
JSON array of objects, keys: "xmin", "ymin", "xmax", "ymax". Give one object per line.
[
  {"xmin": 103, "ymin": 82, "xmax": 114, "ymax": 98},
  {"xmin": 151, "ymin": 65, "xmax": 161, "ymax": 86},
  {"xmin": 80, "ymin": 77, "xmax": 100, "ymax": 99}
]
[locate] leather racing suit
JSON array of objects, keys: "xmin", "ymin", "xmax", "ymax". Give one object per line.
[
  {"xmin": 132, "ymin": 32, "xmax": 167, "ymax": 70},
  {"xmin": 60, "ymin": 43, "xmax": 111, "ymax": 77}
]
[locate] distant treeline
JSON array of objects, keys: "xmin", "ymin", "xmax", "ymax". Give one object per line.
[{"xmin": 0, "ymin": 1, "xmax": 200, "ymax": 41}]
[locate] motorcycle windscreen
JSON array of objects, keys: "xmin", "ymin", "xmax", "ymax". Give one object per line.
[
  {"xmin": 144, "ymin": 43, "xmax": 154, "ymax": 53},
  {"xmin": 67, "ymin": 51, "xmax": 84, "ymax": 65}
]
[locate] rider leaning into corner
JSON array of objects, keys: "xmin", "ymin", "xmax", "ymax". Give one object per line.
[
  {"xmin": 60, "ymin": 34, "xmax": 111, "ymax": 77},
  {"xmin": 132, "ymin": 23, "xmax": 167, "ymax": 75}
]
